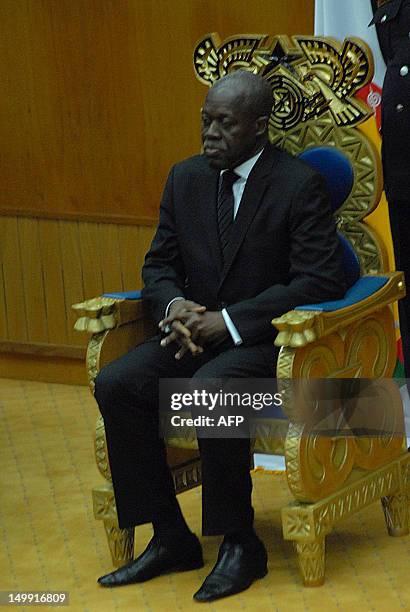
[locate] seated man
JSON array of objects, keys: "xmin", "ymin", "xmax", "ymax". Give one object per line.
[{"xmin": 95, "ymin": 70, "xmax": 346, "ymax": 603}]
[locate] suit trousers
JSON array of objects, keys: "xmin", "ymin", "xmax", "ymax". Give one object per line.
[{"xmin": 94, "ymin": 335, "xmax": 278, "ymax": 535}]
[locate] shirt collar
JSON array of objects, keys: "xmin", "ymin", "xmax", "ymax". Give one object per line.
[{"xmin": 221, "ymin": 147, "xmax": 265, "ymax": 181}]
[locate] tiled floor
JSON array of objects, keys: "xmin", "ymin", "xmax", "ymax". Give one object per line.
[{"xmin": 1, "ymin": 377, "xmax": 410, "ymax": 611}]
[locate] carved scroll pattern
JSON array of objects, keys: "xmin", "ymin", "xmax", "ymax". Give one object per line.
[{"xmin": 277, "ymin": 307, "xmax": 405, "ymax": 502}]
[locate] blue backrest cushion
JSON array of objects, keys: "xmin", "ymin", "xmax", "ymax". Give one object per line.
[
  {"xmin": 338, "ymin": 232, "xmax": 361, "ymax": 288},
  {"xmin": 299, "ymin": 146, "xmax": 354, "ymax": 213},
  {"xmin": 299, "ymin": 145, "xmax": 360, "ymax": 289}
]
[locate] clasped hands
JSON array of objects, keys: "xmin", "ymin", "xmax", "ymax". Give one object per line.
[{"xmin": 158, "ymin": 300, "xmax": 228, "ymax": 360}]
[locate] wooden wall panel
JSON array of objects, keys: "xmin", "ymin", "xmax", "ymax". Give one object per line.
[
  {"xmin": 117, "ymin": 225, "xmax": 141, "ymax": 292},
  {"xmin": 98, "ymin": 224, "xmax": 124, "ymax": 293},
  {"xmin": 0, "ymin": 254, "xmax": 8, "ymax": 341},
  {"xmin": 59, "ymin": 221, "xmax": 87, "ymax": 346},
  {"xmin": 0, "ymin": 216, "xmax": 155, "ymax": 359},
  {"xmin": 18, "ymin": 218, "xmax": 48, "ymax": 342},
  {"xmin": 38, "ymin": 220, "xmax": 69, "ymax": 345},
  {"xmin": 78, "ymin": 223, "xmax": 105, "ymax": 301},
  {"xmin": 1, "ymin": 217, "xmax": 28, "ymax": 341},
  {"xmin": 0, "ymin": 0, "xmax": 314, "ymax": 223}
]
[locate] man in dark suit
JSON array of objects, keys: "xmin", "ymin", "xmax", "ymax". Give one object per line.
[
  {"xmin": 370, "ymin": 0, "xmax": 410, "ymax": 381},
  {"xmin": 95, "ymin": 70, "xmax": 346, "ymax": 602}
]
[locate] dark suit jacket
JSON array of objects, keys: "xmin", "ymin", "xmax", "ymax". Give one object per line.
[
  {"xmin": 142, "ymin": 144, "xmax": 346, "ymax": 347},
  {"xmin": 371, "ymin": 0, "xmax": 410, "ymax": 200},
  {"xmin": 371, "ymin": 0, "xmax": 407, "ymax": 64}
]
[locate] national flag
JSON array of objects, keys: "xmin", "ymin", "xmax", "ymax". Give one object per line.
[
  {"xmin": 315, "ymin": 0, "xmax": 385, "ymax": 128},
  {"xmin": 314, "ymin": 0, "xmax": 403, "ymax": 373}
]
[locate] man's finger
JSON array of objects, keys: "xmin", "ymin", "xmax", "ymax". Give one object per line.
[
  {"xmin": 175, "ymin": 334, "xmax": 202, "ymax": 356},
  {"xmin": 160, "ymin": 322, "xmax": 202, "ymax": 357},
  {"xmin": 160, "ymin": 330, "xmax": 178, "ymax": 346},
  {"xmin": 171, "ymin": 320, "xmax": 191, "ymax": 338},
  {"xmin": 175, "ymin": 342, "xmax": 204, "ymax": 360},
  {"xmin": 160, "ymin": 321, "xmax": 191, "ymax": 346},
  {"xmin": 161, "ymin": 305, "xmax": 206, "ymax": 327},
  {"xmin": 161, "ymin": 332, "xmax": 200, "ymax": 355},
  {"xmin": 160, "ymin": 318, "xmax": 204, "ymax": 357},
  {"xmin": 175, "ymin": 345, "xmax": 189, "ymax": 360}
]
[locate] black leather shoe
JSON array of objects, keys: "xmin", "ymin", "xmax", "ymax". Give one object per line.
[
  {"xmin": 193, "ymin": 536, "xmax": 267, "ymax": 602},
  {"xmin": 98, "ymin": 534, "xmax": 203, "ymax": 587}
]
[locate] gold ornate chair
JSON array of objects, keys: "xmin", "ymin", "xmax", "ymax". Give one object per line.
[{"xmin": 73, "ymin": 34, "xmax": 410, "ymax": 587}]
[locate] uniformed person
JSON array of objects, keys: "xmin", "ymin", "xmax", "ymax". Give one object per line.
[{"xmin": 371, "ymin": 0, "xmax": 410, "ymax": 381}]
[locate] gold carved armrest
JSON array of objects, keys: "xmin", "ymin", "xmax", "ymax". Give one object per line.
[
  {"xmin": 273, "ymin": 272, "xmax": 407, "ymax": 504},
  {"xmin": 72, "ymin": 296, "xmax": 148, "ymax": 334},
  {"xmin": 72, "ymin": 296, "xmax": 156, "ymax": 391},
  {"xmin": 272, "ymin": 273, "xmax": 405, "ymax": 348}
]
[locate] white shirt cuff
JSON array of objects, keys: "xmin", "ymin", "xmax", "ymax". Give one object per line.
[
  {"xmin": 163, "ymin": 297, "xmax": 185, "ymax": 333},
  {"xmin": 165, "ymin": 296, "xmax": 185, "ymax": 318},
  {"xmin": 222, "ymin": 308, "xmax": 243, "ymax": 346}
]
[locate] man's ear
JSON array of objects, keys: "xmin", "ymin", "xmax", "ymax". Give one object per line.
[{"xmin": 255, "ymin": 115, "xmax": 269, "ymax": 136}]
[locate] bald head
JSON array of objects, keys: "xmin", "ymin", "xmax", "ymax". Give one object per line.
[
  {"xmin": 210, "ymin": 71, "xmax": 273, "ymax": 120},
  {"xmin": 201, "ymin": 70, "xmax": 272, "ymax": 169}
]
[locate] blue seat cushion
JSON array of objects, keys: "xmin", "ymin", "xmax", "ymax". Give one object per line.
[
  {"xmin": 103, "ymin": 278, "xmax": 388, "ymax": 315},
  {"xmin": 253, "ymin": 402, "xmax": 287, "ymax": 420},
  {"xmin": 296, "ymin": 276, "xmax": 389, "ymax": 312},
  {"xmin": 103, "ymin": 290, "xmax": 142, "ymax": 300}
]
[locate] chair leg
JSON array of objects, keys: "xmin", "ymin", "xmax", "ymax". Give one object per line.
[
  {"xmin": 294, "ymin": 538, "xmax": 325, "ymax": 587},
  {"xmin": 103, "ymin": 519, "xmax": 135, "ymax": 566},
  {"xmin": 381, "ymin": 493, "xmax": 409, "ymax": 537}
]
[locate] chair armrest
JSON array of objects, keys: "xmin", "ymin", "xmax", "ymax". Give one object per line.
[
  {"xmin": 272, "ymin": 272, "xmax": 405, "ymax": 348},
  {"xmin": 72, "ymin": 291, "xmax": 147, "ymax": 334},
  {"xmin": 72, "ymin": 291, "xmax": 156, "ymax": 390}
]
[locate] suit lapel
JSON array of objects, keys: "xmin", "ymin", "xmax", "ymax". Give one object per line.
[{"xmin": 218, "ymin": 145, "xmax": 278, "ymax": 289}]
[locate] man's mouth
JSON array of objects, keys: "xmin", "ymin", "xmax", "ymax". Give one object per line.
[{"xmin": 203, "ymin": 144, "xmax": 224, "ymax": 157}]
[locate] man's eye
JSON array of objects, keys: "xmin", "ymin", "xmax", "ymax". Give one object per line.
[
  {"xmin": 221, "ymin": 119, "xmax": 234, "ymax": 128},
  {"xmin": 202, "ymin": 117, "xmax": 210, "ymax": 126}
]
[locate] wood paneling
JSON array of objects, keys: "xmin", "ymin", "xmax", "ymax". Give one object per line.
[
  {"xmin": 0, "ymin": 353, "xmax": 87, "ymax": 385},
  {"xmin": 59, "ymin": 221, "xmax": 88, "ymax": 346},
  {"xmin": 0, "ymin": 0, "xmax": 314, "ymax": 223},
  {"xmin": 38, "ymin": 220, "xmax": 69, "ymax": 345},
  {"xmin": 0, "ymin": 216, "xmax": 155, "ymax": 358},
  {"xmin": 2, "ymin": 217, "xmax": 28, "ymax": 341},
  {"xmin": 19, "ymin": 218, "xmax": 48, "ymax": 342}
]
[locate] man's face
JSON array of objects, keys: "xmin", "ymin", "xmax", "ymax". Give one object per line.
[{"xmin": 201, "ymin": 84, "xmax": 262, "ymax": 169}]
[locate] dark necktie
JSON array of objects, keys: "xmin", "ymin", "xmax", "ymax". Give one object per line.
[{"xmin": 217, "ymin": 170, "xmax": 239, "ymax": 260}]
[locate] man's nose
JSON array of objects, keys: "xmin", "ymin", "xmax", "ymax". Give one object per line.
[{"xmin": 205, "ymin": 120, "xmax": 221, "ymax": 138}]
